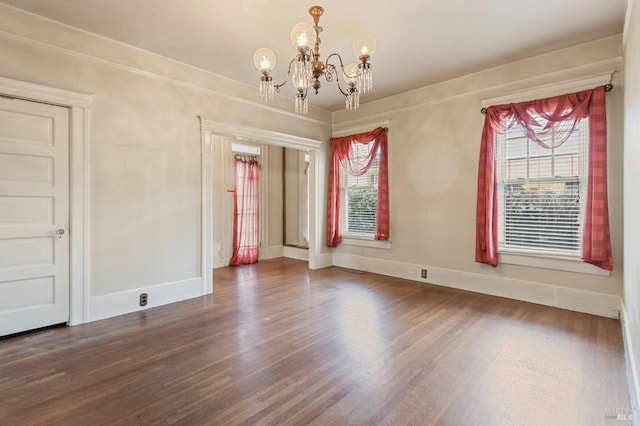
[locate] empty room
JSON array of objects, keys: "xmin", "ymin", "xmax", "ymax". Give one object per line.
[{"xmin": 1, "ymin": 0, "xmax": 639, "ymax": 424}]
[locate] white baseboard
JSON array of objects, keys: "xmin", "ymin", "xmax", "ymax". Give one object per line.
[
  {"xmin": 88, "ymin": 277, "xmax": 203, "ymax": 322},
  {"xmin": 212, "ymin": 256, "xmax": 229, "ymax": 269},
  {"xmin": 621, "ymin": 303, "xmax": 640, "ymax": 424},
  {"xmin": 283, "ymin": 246, "xmax": 309, "ymax": 261},
  {"xmin": 310, "ymin": 252, "xmax": 333, "ymax": 270},
  {"xmin": 211, "ymin": 245, "xmax": 282, "ymax": 269},
  {"xmin": 263, "ymin": 245, "xmax": 284, "ymax": 260},
  {"xmin": 333, "ymin": 254, "xmax": 621, "ymax": 318}
]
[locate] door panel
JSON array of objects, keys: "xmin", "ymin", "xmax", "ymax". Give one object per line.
[{"xmin": 0, "ymin": 97, "xmax": 69, "ymax": 336}]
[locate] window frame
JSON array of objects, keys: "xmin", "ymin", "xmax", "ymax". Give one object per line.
[
  {"xmin": 339, "ymin": 145, "xmax": 380, "ymax": 239},
  {"xmin": 496, "ymin": 119, "xmax": 589, "ymax": 258}
]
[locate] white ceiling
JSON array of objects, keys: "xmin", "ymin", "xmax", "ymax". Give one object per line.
[{"xmin": 0, "ymin": 0, "xmax": 626, "ymax": 111}]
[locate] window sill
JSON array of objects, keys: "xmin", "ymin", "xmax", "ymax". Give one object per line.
[
  {"xmin": 341, "ymin": 237, "xmax": 392, "ymax": 250},
  {"xmin": 499, "ymin": 251, "xmax": 610, "ymax": 276}
]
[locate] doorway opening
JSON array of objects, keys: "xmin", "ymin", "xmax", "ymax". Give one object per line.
[{"xmin": 199, "ymin": 117, "xmax": 324, "ymax": 295}]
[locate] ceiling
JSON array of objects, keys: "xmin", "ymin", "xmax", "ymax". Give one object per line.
[{"xmin": 0, "ymin": 0, "xmax": 626, "ymax": 111}]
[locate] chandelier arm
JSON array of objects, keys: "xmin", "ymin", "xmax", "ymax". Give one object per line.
[
  {"xmin": 326, "ymin": 63, "xmax": 350, "ymax": 96},
  {"xmin": 325, "ymin": 53, "xmax": 346, "ymax": 69},
  {"xmin": 325, "ymin": 53, "xmax": 347, "ymax": 82},
  {"xmin": 324, "ymin": 53, "xmax": 351, "ymax": 96},
  {"xmin": 324, "ymin": 62, "xmax": 336, "ymax": 83},
  {"xmin": 273, "ymin": 57, "xmax": 298, "ymax": 90},
  {"xmin": 334, "ymin": 78, "xmax": 351, "ymax": 97}
]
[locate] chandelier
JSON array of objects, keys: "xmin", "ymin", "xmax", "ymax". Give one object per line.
[{"xmin": 252, "ymin": 5, "xmax": 376, "ymax": 115}]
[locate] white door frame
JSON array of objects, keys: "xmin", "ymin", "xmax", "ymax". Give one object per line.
[
  {"xmin": 0, "ymin": 76, "xmax": 92, "ymax": 326},
  {"xmin": 199, "ymin": 117, "xmax": 323, "ymax": 294}
]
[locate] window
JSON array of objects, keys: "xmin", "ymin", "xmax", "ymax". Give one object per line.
[
  {"xmin": 476, "ymin": 85, "xmax": 612, "ymax": 270},
  {"xmin": 341, "ymin": 143, "xmax": 380, "ymax": 238},
  {"xmin": 327, "ymin": 126, "xmax": 388, "ymax": 247},
  {"xmin": 497, "ymin": 118, "xmax": 588, "ymax": 256}
]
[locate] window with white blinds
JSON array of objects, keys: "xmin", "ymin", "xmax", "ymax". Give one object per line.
[
  {"xmin": 497, "ymin": 118, "xmax": 588, "ymax": 256},
  {"xmin": 341, "ymin": 143, "xmax": 380, "ymax": 237}
]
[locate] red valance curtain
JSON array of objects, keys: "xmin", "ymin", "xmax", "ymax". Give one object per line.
[
  {"xmin": 230, "ymin": 155, "xmax": 260, "ymax": 266},
  {"xmin": 327, "ymin": 127, "xmax": 389, "ymax": 247},
  {"xmin": 475, "ymin": 85, "xmax": 612, "ymax": 270}
]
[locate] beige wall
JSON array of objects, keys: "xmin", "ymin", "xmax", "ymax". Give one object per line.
[
  {"xmin": 0, "ymin": 4, "xmax": 630, "ymax": 323},
  {"xmin": 332, "ymin": 35, "xmax": 624, "ymax": 314},
  {"xmin": 0, "ymin": 5, "xmax": 330, "ymax": 303},
  {"xmin": 623, "ymin": 0, "xmax": 640, "ymax": 408}
]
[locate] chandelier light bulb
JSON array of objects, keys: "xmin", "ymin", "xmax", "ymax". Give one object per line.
[
  {"xmin": 290, "ymin": 22, "xmax": 315, "ymax": 51},
  {"xmin": 253, "ymin": 47, "xmax": 277, "ymax": 72},
  {"xmin": 352, "ymin": 34, "xmax": 377, "ymax": 59},
  {"xmin": 298, "ymin": 33, "xmax": 308, "ymax": 47},
  {"xmin": 343, "ymin": 63, "xmax": 359, "ymax": 84}
]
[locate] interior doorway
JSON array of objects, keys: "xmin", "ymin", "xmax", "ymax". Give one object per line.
[{"xmin": 199, "ymin": 118, "xmax": 324, "ymax": 295}]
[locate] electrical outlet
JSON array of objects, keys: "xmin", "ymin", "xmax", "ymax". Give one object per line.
[
  {"xmin": 139, "ymin": 293, "xmax": 148, "ymax": 307},
  {"xmin": 421, "ymin": 269, "xmax": 427, "ymax": 279}
]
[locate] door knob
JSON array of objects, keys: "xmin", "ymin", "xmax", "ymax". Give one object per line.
[{"xmin": 56, "ymin": 229, "xmax": 65, "ymax": 239}]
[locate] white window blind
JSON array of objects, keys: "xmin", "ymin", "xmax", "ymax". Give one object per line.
[
  {"xmin": 497, "ymin": 118, "xmax": 588, "ymax": 256},
  {"xmin": 341, "ymin": 143, "xmax": 379, "ymax": 237}
]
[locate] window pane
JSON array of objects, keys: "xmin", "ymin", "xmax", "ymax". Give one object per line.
[
  {"xmin": 504, "ymin": 181, "xmax": 581, "ymax": 252},
  {"xmin": 528, "ymin": 139, "xmax": 549, "ymax": 158},
  {"xmin": 506, "ymin": 158, "xmax": 527, "ymax": 180},
  {"xmin": 554, "ymin": 131, "xmax": 580, "ymax": 155},
  {"xmin": 554, "ymin": 153, "xmax": 579, "ymax": 177},
  {"xmin": 506, "ymin": 135, "xmax": 527, "ymax": 159},
  {"xmin": 347, "ymin": 188, "xmax": 377, "ymax": 234},
  {"xmin": 341, "ymin": 142, "xmax": 380, "ymax": 237},
  {"xmin": 529, "ymin": 155, "xmax": 553, "ymax": 179},
  {"xmin": 497, "ymin": 118, "xmax": 587, "ymax": 256}
]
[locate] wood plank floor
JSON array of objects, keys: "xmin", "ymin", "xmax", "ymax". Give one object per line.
[{"xmin": 0, "ymin": 258, "xmax": 630, "ymax": 425}]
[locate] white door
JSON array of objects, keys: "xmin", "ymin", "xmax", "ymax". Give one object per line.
[{"xmin": 0, "ymin": 96, "xmax": 70, "ymax": 336}]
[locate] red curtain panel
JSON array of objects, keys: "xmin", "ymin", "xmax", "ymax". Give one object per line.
[{"xmin": 230, "ymin": 155, "xmax": 260, "ymax": 266}]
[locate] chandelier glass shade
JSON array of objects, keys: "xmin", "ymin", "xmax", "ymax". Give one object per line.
[{"xmin": 253, "ymin": 6, "xmax": 376, "ymax": 115}]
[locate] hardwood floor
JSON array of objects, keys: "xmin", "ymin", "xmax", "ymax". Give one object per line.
[{"xmin": 0, "ymin": 258, "xmax": 630, "ymax": 425}]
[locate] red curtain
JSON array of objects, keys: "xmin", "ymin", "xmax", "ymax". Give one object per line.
[
  {"xmin": 475, "ymin": 86, "xmax": 612, "ymax": 270},
  {"xmin": 229, "ymin": 155, "xmax": 260, "ymax": 266},
  {"xmin": 327, "ymin": 127, "xmax": 389, "ymax": 248},
  {"xmin": 581, "ymin": 88, "xmax": 612, "ymax": 270}
]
